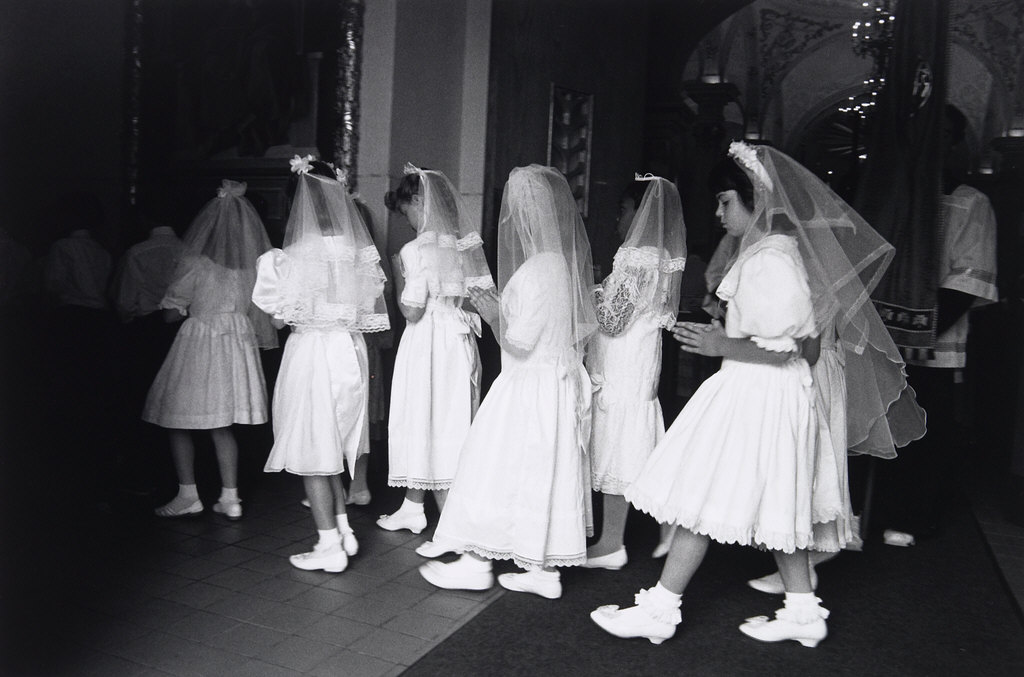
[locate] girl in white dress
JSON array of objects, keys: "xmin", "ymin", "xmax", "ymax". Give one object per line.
[
  {"xmin": 252, "ymin": 156, "xmax": 390, "ymax": 573},
  {"xmin": 377, "ymin": 165, "xmax": 494, "ymax": 548},
  {"xmin": 418, "ymin": 165, "xmax": 597, "ymax": 599},
  {"xmin": 583, "ymin": 175, "xmax": 686, "ymax": 570},
  {"xmin": 144, "ymin": 180, "xmax": 278, "ymax": 520},
  {"xmin": 592, "ymin": 142, "xmax": 871, "ymax": 647}
]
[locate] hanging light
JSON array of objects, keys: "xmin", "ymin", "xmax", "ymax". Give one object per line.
[{"xmin": 841, "ymin": 0, "xmax": 896, "ymax": 118}]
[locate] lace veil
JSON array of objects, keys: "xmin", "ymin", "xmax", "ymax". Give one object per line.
[
  {"xmin": 403, "ymin": 164, "xmax": 494, "ymax": 303},
  {"xmin": 611, "ymin": 175, "xmax": 687, "ymax": 327},
  {"xmin": 275, "ymin": 158, "xmax": 389, "ymax": 332},
  {"xmin": 496, "ymin": 164, "xmax": 597, "ymax": 356},
  {"xmin": 728, "ymin": 141, "xmax": 925, "ymax": 457},
  {"xmin": 177, "ymin": 179, "xmax": 277, "ymax": 348}
]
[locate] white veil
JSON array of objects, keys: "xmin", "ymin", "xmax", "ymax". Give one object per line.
[
  {"xmin": 177, "ymin": 179, "xmax": 277, "ymax": 348},
  {"xmin": 611, "ymin": 175, "xmax": 687, "ymax": 327},
  {"xmin": 727, "ymin": 141, "xmax": 925, "ymax": 456},
  {"xmin": 273, "ymin": 158, "xmax": 389, "ymax": 332},
  {"xmin": 496, "ymin": 165, "xmax": 597, "ymax": 357},
  {"xmin": 403, "ymin": 163, "xmax": 494, "ymax": 302}
]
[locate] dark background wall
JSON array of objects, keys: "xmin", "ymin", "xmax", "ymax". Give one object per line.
[{"xmin": 484, "ymin": 0, "xmax": 651, "ymax": 279}]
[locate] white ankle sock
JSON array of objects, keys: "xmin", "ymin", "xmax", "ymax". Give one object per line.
[
  {"xmin": 336, "ymin": 513, "xmax": 351, "ymax": 533},
  {"xmin": 399, "ymin": 497, "xmax": 424, "ymax": 514},
  {"xmin": 651, "ymin": 582, "xmax": 682, "ymax": 606},
  {"xmin": 785, "ymin": 591, "xmax": 818, "ymax": 605},
  {"xmin": 219, "ymin": 487, "xmax": 239, "ymax": 503},
  {"xmin": 317, "ymin": 529, "xmax": 341, "ymax": 548},
  {"xmin": 179, "ymin": 484, "xmax": 199, "ymax": 500}
]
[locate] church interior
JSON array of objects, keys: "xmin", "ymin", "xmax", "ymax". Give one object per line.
[{"xmin": 2, "ymin": 0, "xmax": 1024, "ymax": 675}]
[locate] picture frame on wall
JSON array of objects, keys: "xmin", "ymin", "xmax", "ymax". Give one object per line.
[{"xmin": 547, "ymin": 84, "xmax": 594, "ymax": 218}]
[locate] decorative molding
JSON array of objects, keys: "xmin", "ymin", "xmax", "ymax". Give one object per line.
[
  {"xmin": 951, "ymin": 0, "xmax": 1024, "ymax": 101},
  {"xmin": 757, "ymin": 8, "xmax": 844, "ymax": 108},
  {"xmin": 334, "ymin": 0, "xmax": 364, "ymax": 192}
]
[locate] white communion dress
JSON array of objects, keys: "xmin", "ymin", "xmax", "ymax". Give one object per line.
[
  {"xmin": 143, "ymin": 255, "xmax": 268, "ymax": 429},
  {"xmin": 587, "ymin": 265, "xmax": 669, "ymax": 495},
  {"xmin": 387, "ymin": 238, "xmax": 482, "ymax": 490},
  {"xmin": 253, "ymin": 248, "xmax": 370, "ymax": 476},
  {"xmin": 433, "ymin": 252, "xmax": 591, "ymax": 569},
  {"xmin": 624, "ymin": 235, "xmax": 822, "ymax": 553}
]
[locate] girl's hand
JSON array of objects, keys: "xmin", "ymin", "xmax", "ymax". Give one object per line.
[
  {"xmin": 468, "ymin": 286, "xmax": 500, "ymax": 326},
  {"xmin": 672, "ymin": 319, "xmax": 726, "ymax": 356}
]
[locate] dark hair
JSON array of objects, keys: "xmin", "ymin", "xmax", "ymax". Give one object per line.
[
  {"xmin": 944, "ymin": 104, "xmax": 967, "ymax": 147},
  {"xmin": 384, "ymin": 172, "xmax": 422, "ymax": 212},
  {"xmin": 708, "ymin": 156, "xmax": 755, "ymax": 212},
  {"xmin": 620, "ymin": 181, "xmax": 648, "ymax": 210}
]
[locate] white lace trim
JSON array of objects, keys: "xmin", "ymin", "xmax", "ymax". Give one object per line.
[
  {"xmin": 464, "ymin": 274, "xmax": 494, "ymax": 290},
  {"xmin": 613, "ymin": 247, "xmax": 686, "ymax": 273},
  {"xmin": 625, "ymin": 486, "xmax": 816, "ymax": 554},
  {"xmin": 458, "ymin": 543, "xmax": 586, "ymax": 570},
  {"xmin": 777, "ymin": 597, "xmax": 830, "ymax": 624},
  {"xmin": 417, "ymin": 231, "xmax": 458, "ymax": 248},
  {"xmin": 386, "ymin": 477, "xmax": 454, "ymax": 491},
  {"xmin": 635, "ymin": 587, "xmax": 683, "ymax": 625},
  {"xmin": 456, "ymin": 231, "xmax": 484, "ymax": 251}
]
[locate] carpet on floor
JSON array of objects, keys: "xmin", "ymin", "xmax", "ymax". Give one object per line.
[{"xmin": 405, "ymin": 501, "xmax": 1024, "ymax": 677}]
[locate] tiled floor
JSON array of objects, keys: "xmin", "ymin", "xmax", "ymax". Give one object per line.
[{"xmin": 46, "ymin": 477, "xmax": 503, "ymax": 677}]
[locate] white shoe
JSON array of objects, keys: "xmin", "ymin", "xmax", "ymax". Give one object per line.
[
  {"xmin": 415, "ymin": 540, "xmax": 457, "ymax": 558},
  {"xmin": 340, "ymin": 529, "xmax": 359, "ymax": 557},
  {"xmin": 497, "ymin": 570, "xmax": 562, "ymax": 599},
  {"xmin": 154, "ymin": 497, "xmax": 203, "ymax": 518},
  {"xmin": 419, "ymin": 558, "xmax": 493, "ymax": 591},
  {"xmin": 212, "ymin": 499, "xmax": 242, "ymax": 521},
  {"xmin": 738, "ymin": 598, "xmax": 829, "ymax": 648},
  {"xmin": 289, "ymin": 543, "xmax": 348, "ymax": 573},
  {"xmin": 377, "ymin": 510, "xmax": 427, "ymax": 534},
  {"xmin": 582, "ymin": 547, "xmax": 627, "ymax": 570},
  {"xmin": 747, "ymin": 567, "xmax": 818, "ymax": 595},
  {"xmin": 590, "ymin": 588, "xmax": 680, "ymax": 645},
  {"xmin": 883, "ymin": 529, "xmax": 915, "ymax": 547}
]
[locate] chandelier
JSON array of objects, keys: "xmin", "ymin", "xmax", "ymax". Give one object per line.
[{"xmin": 839, "ymin": 0, "xmax": 896, "ymax": 117}]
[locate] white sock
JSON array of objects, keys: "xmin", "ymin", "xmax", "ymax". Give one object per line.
[
  {"xmin": 530, "ymin": 568, "xmax": 559, "ymax": 580},
  {"xmin": 179, "ymin": 484, "xmax": 199, "ymax": 500},
  {"xmin": 317, "ymin": 529, "xmax": 341, "ymax": 549},
  {"xmin": 785, "ymin": 591, "xmax": 818, "ymax": 605},
  {"xmin": 651, "ymin": 582, "xmax": 682, "ymax": 606},
  {"xmin": 399, "ymin": 497, "xmax": 424, "ymax": 514},
  {"xmin": 336, "ymin": 513, "xmax": 351, "ymax": 533},
  {"xmin": 219, "ymin": 487, "xmax": 239, "ymax": 503}
]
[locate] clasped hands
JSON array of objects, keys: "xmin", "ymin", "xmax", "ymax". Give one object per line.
[
  {"xmin": 468, "ymin": 286, "xmax": 500, "ymax": 326},
  {"xmin": 672, "ymin": 319, "xmax": 727, "ymax": 356}
]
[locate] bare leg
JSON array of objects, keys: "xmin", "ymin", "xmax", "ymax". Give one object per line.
[
  {"xmin": 328, "ymin": 474, "xmax": 347, "ymax": 516},
  {"xmin": 773, "ymin": 549, "xmax": 813, "ymax": 593},
  {"xmin": 209, "ymin": 426, "xmax": 238, "ymax": 490},
  {"xmin": 155, "ymin": 429, "xmax": 202, "ymax": 516},
  {"xmin": 588, "ymin": 494, "xmax": 630, "ymax": 558},
  {"xmin": 433, "ymin": 488, "xmax": 449, "ymax": 513},
  {"xmin": 303, "ymin": 475, "xmax": 336, "ymax": 531},
  {"xmin": 348, "ymin": 454, "xmax": 371, "ymax": 501},
  {"xmin": 168, "ymin": 429, "xmax": 196, "ymax": 485},
  {"xmin": 405, "ymin": 488, "xmax": 427, "ymax": 505},
  {"xmin": 658, "ymin": 527, "xmax": 710, "ymax": 594}
]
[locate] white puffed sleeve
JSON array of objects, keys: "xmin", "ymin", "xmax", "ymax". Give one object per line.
[
  {"xmin": 726, "ymin": 246, "xmax": 816, "ymax": 352},
  {"xmin": 251, "ymin": 248, "xmax": 290, "ymax": 317},
  {"xmin": 502, "ymin": 264, "xmax": 550, "ymax": 353},
  {"xmin": 399, "ymin": 241, "xmax": 428, "ymax": 308},
  {"xmin": 159, "ymin": 255, "xmax": 202, "ymax": 316}
]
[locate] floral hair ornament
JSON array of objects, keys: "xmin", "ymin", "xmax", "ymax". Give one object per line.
[
  {"xmin": 289, "ymin": 154, "xmax": 315, "ymax": 176},
  {"xmin": 403, "ymin": 162, "xmax": 422, "ymax": 176},
  {"xmin": 334, "ymin": 166, "xmax": 349, "ymax": 185},
  {"xmin": 634, "ymin": 172, "xmax": 658, "ymax": 182},
  {"xmin": 728, "ymin": 141, "xmax": 774, "ymax": 193}
]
